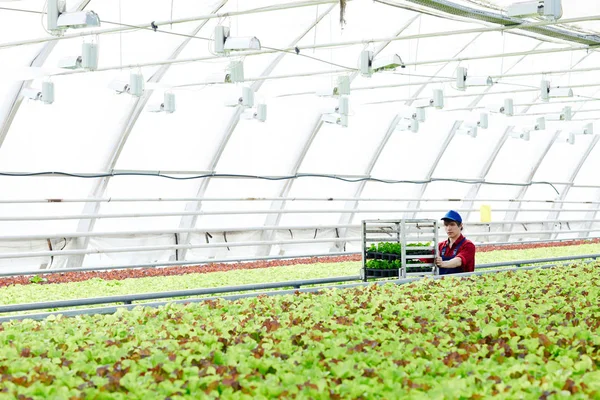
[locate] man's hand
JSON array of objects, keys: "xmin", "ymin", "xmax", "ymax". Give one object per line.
[{"xmin": 435, "ymin": 256, "xmax": 443, "ymax": 267}]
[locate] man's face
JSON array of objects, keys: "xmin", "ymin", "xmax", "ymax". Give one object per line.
[{"xmin": 444, "ymin": 220, "xmax": 461, "ymax": 239}]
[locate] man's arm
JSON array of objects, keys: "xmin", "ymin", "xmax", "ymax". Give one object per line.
[{"xmin": 438, "ymin": 256, "xmax": 462, "ymax": 269}]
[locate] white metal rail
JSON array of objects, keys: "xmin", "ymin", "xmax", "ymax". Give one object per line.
[
  {"xmin": 0, "ymin": 208, "xmax": 598, "ymax": 221},
  {"xmin": 1, "ymin": 197, "xmax": 598, "ymax": 204},
  {"xmin": 1, "ymin": 258, "xmax": 597, "ymax": 322},
  {"xmin": 0, "ymin": 226, "xmax": 598, "ymax": 260}
]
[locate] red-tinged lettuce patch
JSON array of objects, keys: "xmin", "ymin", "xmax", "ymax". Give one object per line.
[
  {"xmin": 2, "ymin": 239, "xmax": 599, "ymax": 288},
  {"xmin": 0, "ymin": 265, "xmax": 599, "ymax": 398},
  {"xmin": 0, "ymin": 255, "xmax": 362, "ymax": 288}
]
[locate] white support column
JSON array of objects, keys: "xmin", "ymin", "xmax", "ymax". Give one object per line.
[
  {"xmin": 176, "ymin": 3, "xmax": 338, "ymax": 261},
  {"xmin": 255, "ymin": 15, "xmax": 422, "ymax": 257},
  {"xmin": 458, "ymin": 43, "xmax": 545, "ymax": 223},
  {"xmin": 402, "ymin": 122, "xmax": 462, "ymax": 219},
  {"xmin": 460, "ymin": 127, "xmax": 511, "ymax": 221},
  {"xmin": 255, "ymin": 117, "xmax": 324, "ymax": 256},
  {"xmin": 492, "ymin": 53, "xmax": 595, "ymax": 241},
  {"xmin": 404, "ymin": 40, "xmax": 541, "ymax": 222},
  {"xmin": 545, "ymin": 135, "xmax": 600, "ymax": 239},
  {"xmin": 0, "ymin": 0, "xmax": 92, "ymax": 149},
  {"xmin": 578, "ymin": 188, "xmax": 600, "ymax": 238},
  {"xmin": 58, "ymin": 1, "xmax": 230, "ymax": 269},
  {"xmin": 498, "ymin": 130, "xmax": 561, "ymax": 241},
  {"xmin": 332, "ymin": 33, "xmax": 494, "ymax": 255},
  {"xmin": 335, "ymin": 32, "xmax": 485, "ymax": 251}
]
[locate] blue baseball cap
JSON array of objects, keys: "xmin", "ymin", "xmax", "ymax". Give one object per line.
[{"xmin": 441, "ymin": 210, "xmax": 462, "ymax": 224}]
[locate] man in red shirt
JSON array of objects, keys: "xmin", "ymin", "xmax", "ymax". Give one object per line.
[{"xmin": 435, "ymin": 210, "xmax": 476, "ymax": 275}]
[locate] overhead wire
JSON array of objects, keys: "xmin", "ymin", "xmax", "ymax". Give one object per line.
[
  {"xmin": 0, "ymin": 171, "xmax": 561, "ymax": 194},
  {"xmin": 0, "ymin": 6, "xmax": 361, "ymax": 73},
  {"xmin": 99, "ymin": 20, "xmax": 360, "ymax": 71},
  {"xmin": 260, "ymin": 45, "xmax": 358, "ymax": 70},
  {"xmin": 0, "ymin": 5, "xmax": 42, "ymax": 15}
]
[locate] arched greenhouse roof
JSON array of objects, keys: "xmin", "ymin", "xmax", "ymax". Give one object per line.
[{"xmin": 1, "ymin": 0, "xmax": 600, "ymax": 272}]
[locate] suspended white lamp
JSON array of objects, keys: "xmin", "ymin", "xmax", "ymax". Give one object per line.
[
  {"xmin": 456, "ymin": 67, "xmax": 493, "ymax": 91},
  {"xmin": 47, "ymin": 0, "xmax": 100, "ymax": 32},
  {"xmin": 540, "ymin": 80, "xmax": 573, "ymax": 102},
  {"xmin": 506, "ymin": 0, "xmax": 562, "ymax": 20},
  {"xmin": 214, "ymin": 26, "xmax": 261, "ymax": 53},
  {"xmin": 360, "ymin": 51, "xmax": 404, "ymax": 77},
  {"xmin": 22, "ymin": 81, "xmax": 54, "ymax": 104}
]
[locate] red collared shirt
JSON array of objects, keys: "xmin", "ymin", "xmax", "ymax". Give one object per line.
[{"xmin": 438, "ymin": 234, "xmax": 476, "ymax": 273}]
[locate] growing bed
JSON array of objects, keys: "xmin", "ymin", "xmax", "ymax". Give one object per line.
[
  {"xmin": 0, "ymin": 264, "xmax": 598, "ymax": 398},
  {"xmin": 1, "ymin": 242, "xmax": 599, "ymax": 307}
]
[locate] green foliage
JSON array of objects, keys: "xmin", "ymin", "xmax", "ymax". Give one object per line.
[
  {"xmin": 366, "ymin": 242, "xmax": 432, "ymax": 269},
  {"xmin": 0, "ymin": 265, "xmax": 599, "ymax": 398},
  {"xmin": 28, "ymin": 275, "xmax": 47, "ymax": 284},
  {"xmin": 2, "ymin": 243, "xmax": 600, "ymax": 306},
  {"xmin": 0, "ymin": 262, "xmax": 362, "ymax": 307},
  {"xmin": 476, "ymin": 242, "xmax": 600, "ymax": 265},
  {"xmin": 367, "ymin": 242, "xmax": 432, "ymax": 255}
]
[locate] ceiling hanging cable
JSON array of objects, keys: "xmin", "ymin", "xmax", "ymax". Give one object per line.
[
  {"xmin": 235, "ymin": 0, "xmax": 239, "ymax": 36},
  {"xmin": 119, "ymin": 0, "xmax": 123, "ymax": 69},
  {"xmin": 414, "ymin": 14, "xmax": 422, "ymax": 73},
  {"xmin": 313, "ymin": 5, "xmax": 319, "ymax": 53},
  {"xmin": 0, "ymin": 6, "xmax": 40, "ymax": 15},
  {"xmin": 99, "ymin": 18, "xmax": 358, "ymax": 71},
  {"xmin": 329, "ymin": 6, "xmax": 333, "ymax": 73},
  {"xmin": 569, "ymin": 49, "xmax": 573, "ymax": 87},
  {"xmin": 260, "ymin": 44, "xmax": 357, "ymax": 70},
  {"xmin": 500, "ymin": 30, "xmax": 506, "ymax": 75},
  {"xmin": 0, "ymin": 171, "xmax": 560, "ymax": 194},
  {"xmin": 5, "ymin": 4, "xmax": 600, "ymax": 51},
  {"xmin": 170, "ymin": 0, "xmax": 174, "ymax": 30},
  {"xmin": 40, "ymin": 1, "xmax": 51, "ymax": 35}
]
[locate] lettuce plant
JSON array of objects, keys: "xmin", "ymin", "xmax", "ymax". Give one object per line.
[{"xmin": 0, "ymin": 265, "xmax": 598, "ymax": 398}]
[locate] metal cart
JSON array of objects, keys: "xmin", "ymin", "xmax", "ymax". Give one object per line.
[{"xmin": 361, "ymin": 219, "xmax": 439, "ymax": 281}]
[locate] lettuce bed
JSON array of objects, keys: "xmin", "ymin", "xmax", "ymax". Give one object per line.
[
  {"xmin": 1, "ymin": 243, "xmax": 600, "ymax": 308},
  {"xmin": 2, "ymin": 240, "xmax": 599, "ymax": 290},
  {"xmin": 0, "ymin": 265, "xmax": 599, "ymax": 399}
]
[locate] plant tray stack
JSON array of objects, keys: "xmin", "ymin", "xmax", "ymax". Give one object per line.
[{"xmin": 362, "ymin": 219, "xmax": 439, "ymax": 281}]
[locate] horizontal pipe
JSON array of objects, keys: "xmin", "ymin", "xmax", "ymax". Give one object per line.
[
  {"xmin": 0, "ymin": 219, "xmax": 595, "ymax": 241},
  {"xmin": 4, "ymin": 11, "xmax": 598, "ymax": 77},
  {"xmin": 477, "ymin": 237, "xmax": 600, "ymax": 247},
  {"xmin": 0, "ymin": 251, "xmax": 361, "ymax": 277},
  {"xmin": 0, "ymin": 0, "xmax": 338, "ymax": 49},
  {"xmin": 0, "ymin": 207, "xmax": 594, "ymax": 222},
  {"xmin": 349, "ymin": 65, "xmax": 600, "ymax": 94},
  {"xmin": 0, "ymin": 258, "xmax": 581, "ymax": 321},
  {"xmin": 0, "ymin": 275, "xmax": 361, "ymax": 314},
  {"xmin": 467, "ymin": 228, "xmax": 600, "ymax": 237},
  {"xmin": 3, "ymin": 234, "xmax": 597, "ymax": 277},
  {"xmin": 3, "ymin": 197, "xmax": 598, "ymax": 204},
  {"xmin": 174, "ymin": 68, "xmax": 350, "ymax": 88},
  {"xmin": 367, "ymin": 81, "xmax": 600, "ymax": 106},
  {"xmin": 0, "ymin": 236, "xmax": 364, "ymax": 259},
  {"xmin": 0, "ymin": 256, "xmax": 575, "ymax": 314},
  {"xmin": 2, "ymin": 225, "xmax": 598, "ymax": 260},
  {"xmin": 476, "ymin": 253, "xmax": 600, "ymax": 268},
  {"xmin": 66, "ymin": 44, "xmax": 592, "ymax": 78},
  {"xmin": 0, "ymin": 224, "xmax": 357, "ymax": 241}
]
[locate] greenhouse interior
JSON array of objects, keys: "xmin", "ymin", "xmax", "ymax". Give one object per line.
[{"xmin": 0, "ymin": 0, "xmax": 599, "ymax": 398}]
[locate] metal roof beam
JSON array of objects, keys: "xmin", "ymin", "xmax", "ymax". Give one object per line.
[
  {"xmin": 57, "ymin": 1, "xmax": 230, "ymax": 270},
  {"xmin": 400, "ymin": 0, "xmax": 600, "ymax": 45},
  {"xmin": 0, "ymin": 0, "xmax": 340, "ymax": 49},
  {"xmin": 175, "ymin": 3, "xmax": 337, "ymax": 261},
  {"xmin": 334, "ymin": 32, "xmax": 483, "ymax": 251},
  {"xmin": 258, "ymin": 14, "xmax": 422, "ymax": 257}
]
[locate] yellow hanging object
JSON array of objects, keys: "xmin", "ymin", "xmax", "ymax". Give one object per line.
[{"xmin": 480, "ymin": 204, "xmax": 492, "ymax": 223}]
